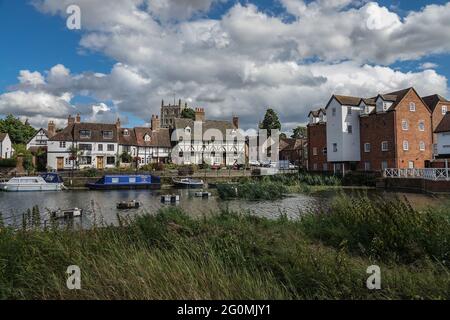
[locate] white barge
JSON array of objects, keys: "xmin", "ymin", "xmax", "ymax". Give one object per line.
[{"xmin": 0, "ymin": 173, "xmax": 64, "ymax": 192}]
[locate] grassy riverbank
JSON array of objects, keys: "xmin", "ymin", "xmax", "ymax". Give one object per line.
[{"xmin": 0, "ymin": 194, "xmax": 448, "ymax": 300}]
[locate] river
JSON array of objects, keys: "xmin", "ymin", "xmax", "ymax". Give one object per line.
[{"xmin": 0, "ymin": 187, "xmax": 448, "ymax": 228}]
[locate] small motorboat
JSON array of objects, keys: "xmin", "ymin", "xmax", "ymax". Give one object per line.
[
  {"xmin": 117, "ymin": 200, "xmax": 141, "ymax": 210},
  {"xmin": 161, "ymin": 194, "xmax": 180, "ymax": 203},
  {"xmin": 194, "ymin": 191, "xmax": 212, "ymax": 198},
  {"xmin": 51, "ymin": 208, "xmax": 83, "ymax": 219},
  {"xmin": 172, "ymin": 178, "xmax": 204, "ymax": 189},
  {"xmin": 0, "ymin": 173, "xmax": 64, "ymax": 192}
]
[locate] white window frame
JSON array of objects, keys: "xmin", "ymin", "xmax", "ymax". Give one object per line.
[
  {"xmin": 409, "ymin": 102, "xmax": 416, "ymax": 112},
  {"xmin": 419, "ymin": 141, "xmax": 425, "ymax": 151},
  {"xmin": 402, "ymin": 120, "xmax": 409, "ymax": 131},
  {"xmin": 364, "ymin": 161, "xmax": 371, "ymax": 171},
  {"xmin": 381, "ymin": 141, "xmax": 388, "ymax": 151},
  {"xmin": 313, "ymin": 147, "xmax": 318, "ymax": 156},
  {"xmin": 418, "ymin": 120, "xmax": 425, "ymax": 132},
  {"xmin": 364, "ymin": 143, "xmax": 371, "ymax": 153},
  {"xmin": 442, "ymin": 105, "xmax": 448, "ymax": 115},
  {"xmin": 403, "ymin": 140, "xmax": 409, "ymax": 151}
]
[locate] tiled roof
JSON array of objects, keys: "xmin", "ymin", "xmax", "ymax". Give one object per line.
[
  {"xmin": 333, "ymin": 95, "xmax": 362, "ymax": 106},
  {"xmin": 280, "ymin": 138, "xmax": 305, "ymax": 151},
  {"xmin": 422, "ymin": 94, "xmax": 450, "ymax": 112},
  {"xmin": 173, "ymin": 118, "xmax": 235, "ymax": 137},
  {"xmin": 362, "ymin": 98, "xmax": 376, "ymax": 106},
  {"xmin": 134, "ymin": 127, "xmax": 171, "ymax": 147},
  {"xmin": 118, "ymin": 128, "xmax": 137, "ymax": 145},
  {"xmin": 0, "ymin": 133, "xmax": 7, "ymax": 142},
  {"xmin": 435, "ymin": 112, "xmax": 450, "ymax": 133},
  {"xmin": 378, "ymin": 88, "xmax": 413, "ymax": 110}
]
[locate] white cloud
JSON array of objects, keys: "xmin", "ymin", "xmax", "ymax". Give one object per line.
[
  {"xmin": 1, "ymin": 0, "xmax": 449, "ymax": 130},
  {"xmin": 419, "ymin": 62, "xmax": 438, "ymax": 70}
]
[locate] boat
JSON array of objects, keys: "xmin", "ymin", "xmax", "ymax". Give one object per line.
[
  {"xmin": 172, "ymin": 178, "xmax": 204, "ymax": 189},
  {"xmin": 117, "ymin": 200, "xmax": 141, "ymax": 210},
  {"xmin": 161, "ymin": 194, "xmax": 180, "ymax": 203},
  {"xmin": 194, "ymin": 191, "xmax": 212, "ymax": 198},
  {"xmin": 0, "ymin": 173, "xmax": 64, "ymax": 192},
  {"xmin": 87, "ymin": 175, "xmax": 161, "ymax": 190},
  {"xmin": 51, "ymin": 208, "xmax": 83, "ymax": 219}
]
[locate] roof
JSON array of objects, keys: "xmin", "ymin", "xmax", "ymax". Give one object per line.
[
  {"xmin": 118, "ymin": 128, "xmax": 137, "ymax": 146},
  {"xmin": 435, "ymin": 112, "xmax": 450, "ymax": 133},
  {"xmin": 50, "ymin": 123, "xmax": 118, "ymax": 142},
  {"xmin": 134, "ymin": 127, "xmax": 171, "ymax": 147},
  {"xmin": 279, "ymin": 138, "xmax": 305, "ymax": 151},
  {"xmin": 173, "ymin": 118, "xmax": 234, "ymax": 137},
  {"xmin": 26, "ymin": 128, "xmax": 49, "ymax": 145},
  {"xmin": 0, "ymin": 133, "xmax": 7, "ymax": 142},
  {"xmin": 50, "ymin": 125, "xmax": 75, "ymax": 141},
  {"xmin": 333, "ymin": 95, "xmax": 362, "ymax": 106},
  {"xmin": 422, "ymin": 94, "xmax": 450, "ymax": 112},
  {"xmin": 376, "ymin": 88, "xmax": 414, "ymax": 111},
  {"xmin": 361, "ymin": 98, "xmax": 376, "ymax": 106},
  {"xmin": 308, "ymin": 108, "xmax": 326, "ymax": 117}
]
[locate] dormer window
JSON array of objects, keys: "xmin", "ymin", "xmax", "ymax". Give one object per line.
[
  {"xmin": 80, "ymin": 130, "xmax": 91, "ymax": 139},
  {"xmin": 185, "ymin": 127, "xmax": 191, "ymax": 134},
  {"xmin": 103, "ymin": 130, "xmax": 113, "ymax": 139},
  {"xmin": 347, "ymin": 107, "xmax": 352, "ymax": 115},
  {"xmin": 332, "ymin": 108, "xmax": 336, "ymax": 116},
  {"xmin": 144, "ymin": 134, "xmax": 151, "ymax": 142},
  {"xmin": 123, "ymin": 129, "xmax": 129, "ymax": 136},
  {"xmin": 443, "ymin": 105, "xmax": 448, "ymax": 115},
  {"xmin": 383, "ymin": 103, "xmax": 389, "ymax": 111}
]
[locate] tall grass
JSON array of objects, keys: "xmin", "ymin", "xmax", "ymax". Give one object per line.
[
  {"xmin": 217, "ymin": 178, "xmax": 288, "ymax": 200},
  {"xmin": 0, "ymin": 199, "xmax": 448, "ymax": 300}
]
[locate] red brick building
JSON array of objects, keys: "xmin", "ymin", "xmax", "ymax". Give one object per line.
[
  {"xmin": 359, "ymin": 88, "xmax": 433, "ymax": 170},
  {"xmin": 279, "ymin": 137, "xmax": 307, "ymax": 169},
  {"xmin": 422, "ymin": 94, "xmax": 450, "ymax": 149},
  {"xmin": 307, "ymin": 109, "xmax": 328, "ymax": 171}
]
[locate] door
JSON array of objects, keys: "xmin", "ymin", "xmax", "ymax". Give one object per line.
[
  {"xmin": 57, "ymin": 157, "xmax": 64, "ymax": 170},
  {"xmin": 97, "ymin": 156, "xmax": 104, "ymax": 170}
]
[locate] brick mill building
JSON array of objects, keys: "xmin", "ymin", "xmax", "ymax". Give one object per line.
[{"xmin": 307, "ymin": 87, "xmax": 448, "ymax": 173}]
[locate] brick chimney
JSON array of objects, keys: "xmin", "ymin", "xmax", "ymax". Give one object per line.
[
  {"xmin": 48, "ymin": 120, "xmax": 56, "ymax": 138},
  {"xmin": 68, "ymin": 115, "xmax": 75, "ymax": 126},
  {"xmin": 151, "ymin": 114, "xmax": 160, "ymax": 131},
  {"xmin": 116, "ymin": 118, "xmax": 121, "ymax": 129},
  {"xmin": 75, "ymin": 113, "xmax": 81, "ymax": 123},
  {"xmin": 195, "ymin": 108, "xmax": 205, "ymax": 122},
  {"xmin": 232, "ymin": 115, "xmax": 239, "ymax": 129}
]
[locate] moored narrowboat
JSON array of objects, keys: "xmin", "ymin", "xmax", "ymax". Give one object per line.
[{"xmin": 87, "ymin": 175, "xmax": 161, "ymax": 190}]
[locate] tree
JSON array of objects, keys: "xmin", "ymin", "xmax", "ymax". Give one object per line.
[
  {"xmin": 0, "ymin": 114, "xmax": 36, "ymax": 145},
  {"xmin": 181, "ymin": 108, "xmax": 196, "ymax": 120},
  {"xmin": 291, "ymin": 126, "xmax": 307, "ymax": 139},
  {"xmin": 259, "ymin": 109, "xmax": 281, "ymax": 135}
]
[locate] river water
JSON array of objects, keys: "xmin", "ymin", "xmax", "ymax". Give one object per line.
[{"xmin": 0, "ymin": 188, "xmax": 448, "ymax": 228}]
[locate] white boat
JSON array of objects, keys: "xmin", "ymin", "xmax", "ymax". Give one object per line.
[
  {"xmin": 172, "ymin": 178, "xmax": 204, "ymax": 189},
  {"xmin": 0, "ymin": 174, "xmax": 64, "ymax": 192},
  {"xmin": 161, "ymin": 194, "xmax": 180, "ymax": 203},
  {"xmin": 51, "ymin": 208, "xmax": 83, "ymax": 219},
  {"xmin": 194, "ymin": 191, "xmax": 212, "ymax": 198}
]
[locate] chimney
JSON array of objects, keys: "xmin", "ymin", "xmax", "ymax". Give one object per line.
[
  {"xmin": 116, "ymin": 118, "xmax": 121, "ymax": 129},
  {"xmin": 75, "ymin": 113, "xmax": 81, "ymax": 123},
  {"xmin": 68, "ymin": 115, "xmax": 75, "ymax": 126},
  {"xmin": 48, "ymin": 120, "xmax": 56, "ymax": 138},
  {"xmin": 151, "ymin": 114, "xmax": 160, "ymax": 131},
  {"xmin": 232, "ymin": 115, "xmax": 239, "ymax": 129},
  {"xmin": 178, "ymin": 99, "xmax": 181, "ymax": 107},
  {"xmin": 195, "ymin": 108, "xmax": 205, "ymax": 122}
]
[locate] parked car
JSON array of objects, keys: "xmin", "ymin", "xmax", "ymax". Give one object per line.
[
  {"xmin": 232, "ymin": 163, "xmax": 245, "ymax": 170},
  {"xmin": 211, "ymin": 163, "xmax": 221, "ymax": 170},
  {"xmin": 248, "ymin": 160, "xmax": 260, "ymax": 167}
]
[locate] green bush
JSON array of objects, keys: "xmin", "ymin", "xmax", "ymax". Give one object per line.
[
  {"xmin": 299, "ymin": 173, "xmax": 341, "ymax": 186},
  {"xmin": 0, "ymin": 158, "xmax": 17, "ymax": 168},
  {"xmin": 85, "ymin": 168, "xmax": 99, "ymax": 177},
  {"xmin": 217, "ymin": 179, "xmax": 288, "ymax": 200}
]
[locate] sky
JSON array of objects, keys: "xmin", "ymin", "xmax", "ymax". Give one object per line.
[{"xmin": 0, "ymin": 0, "xmax": 450, "ymax": 133}]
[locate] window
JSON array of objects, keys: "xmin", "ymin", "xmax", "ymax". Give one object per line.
[
  {"xmin": 364, "ymin": 143, "xmax": 371, "ymax": 153},
  {"xmin": 383, "ymin": 103, "xmax": 389, "ymax": 112},
  {"xmin": 79, "ymin": 144, "xmax": 92, "ymax": 151},
  {"xmin": 313, "ymin": 147, "xmax": 318, "ymax": 156},
  {"xmin": 191, "ymin": 151, "xmax": 195, "ymax": 157},
  {"xmin": 107, "ymin": 144, "xmax": 115, "ymax": 152},
  {"xmin": 347, "ymin": 124, "xmax": 353, "ymax": 134},
  {"xmin": 106, "ymin": 157, "xmax": 115, "ymax": 165},
  {"xmin": 418, "ymin": 120, "xmax": 425, "ymax": 131},
  {"xmin": 129, "ymin": 177, "xmax": 136, "ymax": 183},
  {"xmin": 347, "ymin": 107, "xmax": 352, "ymax": 115},
  {"xmin": 103, "ymin": 131, "xmax": 113, "ymax": 139},
  {"xmin": 381, "ymin": 141, "xmax": 389, "ymax": 151},
  {"xmin": 409, "ymin": 102, "xmax": 416, "ymax": 112},
  {"xmin": 402, "ymin": 120, "xmax": 409, "ymax": 131},
  {"xmin": 80, "ymin": 156, "xmax": 92, "ymax": 165},
  {"xmin": 80, "ymin": 130, "xmax": 91, "ymax": 138},
  {"xmin": 333, "ymin": 143, "xmax": 338, "ymax": 152},
  {"xmin": 313, "ymin": 163, "xmax": 318, "ymax": 170},
  {"xmin": 179, "ymin": 151, "xmax": 184, "ymax": 158},
  {"xmin": 65, "ymin": 158, "xmax": 70, "ymax": 165},
  {"xmin": 322, "ymin": 147, "xmax": 327, "ymax": 155},
  {"xmin": 145, "ymin": 134, "xmax": 151, "ymax": 142},
  {"xmin": 111, "ymin": 178, "xmax": 119, "ymax": 184},
  {"xmin": 332, "ymin": 108, "xmax": 336, "ymax": 116},
  {"xmin": 364, "ymin": 162, "xmax": 371, "ymax": 171},
  {"xmin": 419, "ymin": 141, "xmax": 426, "ymax": 151},
  {"xmin": 408, "ymin": 161, "xmax": 415, "ymax": 169},
  {"xmin": 442, "ymin": 105, "xmax": 448, "ymax": 115},
  {"xmin": 98, "ymin": 144, "xmax": 103, "ymax": 151},
  {"xmin": 123, "ymin": 129, "xmax": 129, "ymax": 136},
  {"xmin": 323, "ymin": 163, "xmax": 328, "ymax": 171},
  {"xmin": 381, "ymin": 161, "xmax": 388, "ymax": 170},
  {"xmin": 59, "ymin": 141, "xmax": 66, "ymax": 148},
  {"xmin": 403, "ymin": 140, "xmax": 409, "ymax": 151}
]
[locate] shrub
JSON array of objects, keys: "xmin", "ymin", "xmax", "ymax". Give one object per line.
[
  {"xmin": 0, "ymin": 158, "xmax": 17, "ymax": 168},
  {"xmin": 85, "ymin": 168, "xmax": 99, "ymax": 177},
  {"xmin": 178, "ymin": 165, "xmax": 196, "ymax": 176}
]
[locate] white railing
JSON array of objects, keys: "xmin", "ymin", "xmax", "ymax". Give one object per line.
[{"xmin": 384, "ymin": 168, "xmax": 450, "ymax": 181}]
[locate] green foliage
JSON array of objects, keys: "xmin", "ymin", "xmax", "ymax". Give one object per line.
[
  {"xmin": 120, "ymin": 151, "xmax": 132, "ymax": 164},
  {"xmin": 85, "ymin": 168, "xmax": 99, "ymax": 177},
  {"xmin": 0, "ymin": 158, "xmax": 17, "ymax": 168},
  {"xmin": 299, "ymin": 173, "xmax": 342, "ymax": 186},
  {"xmin": 0, "ymin": 204, "xmax": 448, "ymax": 299},
  {"xmin": 259, "ymin": 108, "xmax": 281, "ymax": 135},
  {"xmin": 291, "ymin": 126, "xmax": 307, "ymax": 139},
  {"xmin": 181, "ymin": 108, "xmax": 196, "ymax": 120},
  {"xmin": 13, "ymin": 144, "xmax": 34, "ymax": 172},
  {"xmin": 0, "ymin": 114, "xmax": 36, "ymax": 145},
  {"xmin": 217, "ymin": 178, "xmax": 288, "ymax": 200},
  {"xmin": 301, "ymin": 194, "xmax": 450, "ymax": 266}
]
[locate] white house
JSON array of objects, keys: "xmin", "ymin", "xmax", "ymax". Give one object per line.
[
  {"xmin": 434, "ymin": 112, "xmax": 450, "ymax": 158},
  {"xmin": 0, "ymin": 133, "xmax": 14, "ymax": 159},
  {"xmin": 325, "ymin": 95, "xmax": 362, "ymax": 172},
  {"xmin": 172, "ymin": 108, "xmax": 245, "ymax": 166},
  {"xmin": 26, "ymin": 121, "xmax": 55, "ymax": 151}
]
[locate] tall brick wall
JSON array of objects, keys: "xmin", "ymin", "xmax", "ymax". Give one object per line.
[
  {"xmin": 307, "ymin": 123, "xmax": 328, "ymax": 171},
  {"xmin": 395, "ymin": 90, "xmax": 432, "ymax": 169}
]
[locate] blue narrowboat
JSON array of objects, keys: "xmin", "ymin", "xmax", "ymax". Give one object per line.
[{"xmin": 87, "ymin": 175, "xmax": 161, "ymax": 190}]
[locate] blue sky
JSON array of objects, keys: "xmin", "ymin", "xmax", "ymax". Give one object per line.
[{"xmin": 0, "ymin": 0, "xmax": 449, "ymax": 130}]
